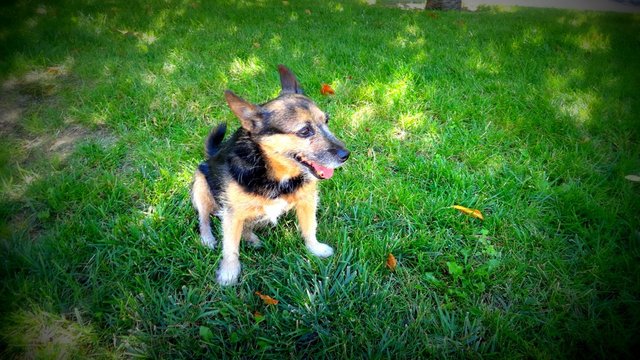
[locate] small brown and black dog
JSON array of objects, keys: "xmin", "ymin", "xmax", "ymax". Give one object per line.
[{"xmin": 192, "ymin": 65, "xmax": 350, "ymax": 285}]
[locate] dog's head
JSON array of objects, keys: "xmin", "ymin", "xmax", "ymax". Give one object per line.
[{"xmin": 224, "ymin": 65, "xmax": 349, "ymax": 180}]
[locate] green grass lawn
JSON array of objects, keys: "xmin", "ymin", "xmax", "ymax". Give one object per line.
[{"xmin": 1, "ymin": 0, "xmax": 639, "ymax": 358}]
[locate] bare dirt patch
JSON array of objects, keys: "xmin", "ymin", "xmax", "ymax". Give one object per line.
[
  {"xmin": 1, "ymin": 64, "xmax": 115, "ymax": 167},
  {"xmin": 1, "ymin": 64, "xmax": 116, "ymax": 242}
]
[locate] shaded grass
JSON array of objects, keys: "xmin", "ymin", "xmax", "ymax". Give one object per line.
[{"xmin": 1, "ymin": 0, "xmax": 639, "ymax": 358}]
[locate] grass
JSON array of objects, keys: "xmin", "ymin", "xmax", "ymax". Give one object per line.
[{"xmin": 1, "ymin": 0, "xmax": 639, "ymax": 358}]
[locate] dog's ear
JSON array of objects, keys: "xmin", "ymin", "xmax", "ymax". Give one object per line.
[
  {"xmin": 225, "ymin": 90, "xmax": 264, "ymax": 132},
  {"xmin": 278, "ymin": 64, "xmax": 304, "ymax": 95}
]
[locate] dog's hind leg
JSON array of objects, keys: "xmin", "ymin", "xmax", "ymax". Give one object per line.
[
  {"xmin": 242, "ymin": 222, "xmax": 263, "ymax": 248},
  {"xmin": 192, "ymin": 169, "xmax": 217, "ymax": 249}
]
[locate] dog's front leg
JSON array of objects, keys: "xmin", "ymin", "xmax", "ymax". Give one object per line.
[
  {"xmin": 296, "ymin": 196, "xmax": 334, "ymax": 258},
  {"xmin": 217, "ymin": 210, "xmax": 244, "ymax": 286}
]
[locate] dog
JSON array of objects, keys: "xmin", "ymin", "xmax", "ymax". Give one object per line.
[{"xmin": 191, "ymin": 65, "xmax": 350, "ymax": 286}]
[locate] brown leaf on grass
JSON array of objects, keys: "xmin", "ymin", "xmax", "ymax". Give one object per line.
[
  {"xmin": 255, "ymin": 291, "xmax": 279, "ymax": 305},
  {"xmin": 305, "ymin": 9, "xmax": 312, "ymax": 15},
  {"xmin": 320, "ymin": 83, "xmax": 335, "ymax": 95},
  {"xmin": 253, "ymin": 42, "xmax": 261, "ymax": 48},
  {"xmin": 452, "ymin": 205, "xmax": 484, "ymax": 221},
  {"xmin": 625, "ymin": 175, "xmax": 640, "ymax": 182},
  {"xmin": 386, "ymin": 253, "xmax": 397, "ymax": 271},
  {"xmin": 253, "ymin": 310, "xmax": 265, "ymax": 323}
]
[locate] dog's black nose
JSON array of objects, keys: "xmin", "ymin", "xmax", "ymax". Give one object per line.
[{"xmin": 336, "ymin": 148, "xmax": 350, "ymax": 162}]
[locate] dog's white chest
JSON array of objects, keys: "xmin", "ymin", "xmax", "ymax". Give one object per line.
[{"xmin": 262, "ymin": 199, "xmax": 292, "ymax": 224}]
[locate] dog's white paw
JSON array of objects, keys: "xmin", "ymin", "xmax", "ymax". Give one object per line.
[
  {"xmin": 201, "ymin": 234, "xmax": 217, "ymax": 249},
  {"xmin": 307, "ymin": 242, "xmax": 334, "ymax": 258},
  {"xmin": 216, "ymin": 258, "xmax": 241, "ymax": 286}
]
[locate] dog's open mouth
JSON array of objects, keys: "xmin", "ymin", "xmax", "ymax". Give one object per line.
[{"xmin": 294, "ymin": 155, "xmax": 334, "ymax": 180}]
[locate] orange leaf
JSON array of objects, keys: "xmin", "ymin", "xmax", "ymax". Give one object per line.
[
  {"xmin": 255, "ymin": 291, "xmax": 279, "ymax": 305},
  {"xmin": 320, "ymin": 83, "xmax": 335, "ymax": 95},
  {"xmin": 386, "ymin": 253, "xmax": 397, "ymax": 271},
  {"xmin": 254, "ymin": 310, "xmax": 263, "ymax": 318},
  {"xmin": 452, "ymin": 205, "xmax": 484, "ymax": 221}
]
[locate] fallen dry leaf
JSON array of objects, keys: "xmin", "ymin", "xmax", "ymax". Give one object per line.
[
  {"xmin": 386, "ymin": 253, "xmax": 397, "ymax": 271},
  {"xmin": 320, "ymin": 83, "xmax": 335, "ymax": 95},
  {"xmin": 452, "ymin": 205, "xmax": 484, "ymax": 221},
  {"xmin": 253, "ymin": 310, "xmax": 265, "ymax": 323},
  {"xmin": 305, "ymin": 9, "xmax": 312, "ymax": 15},
  {"xmin": 625, "ymin": 174, "xmax": 640, "ymax": 182},
  {"xmin": 255, "ymin": 291, "xmax": 279, "ymax": 305}
]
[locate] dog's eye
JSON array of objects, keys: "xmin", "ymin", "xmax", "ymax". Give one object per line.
[{"xmin": 296, "ymin": 125, "xmax": 315, "ymax": 138}]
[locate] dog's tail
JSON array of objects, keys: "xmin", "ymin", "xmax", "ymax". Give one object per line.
[{"xmin": 205, "ymin": 123, "xmax": 227, "ymax": 158}]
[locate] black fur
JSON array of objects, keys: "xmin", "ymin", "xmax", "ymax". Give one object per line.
[
  {"xmin": 227, "ymin": 128, "xmax": 307, "ymax": 199},
  {"xmin": 205, "ymin": 123, "xmax": 227, "ymax": 158},
  {"xmin": 199, "ymin": 162, "xmax": 224, "ymax": 205},
  {"xmin": 204, "ymin": 126, "xmax": 308, "ymax": 200}
]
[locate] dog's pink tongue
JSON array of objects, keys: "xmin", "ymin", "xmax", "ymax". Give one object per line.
[{"xmin": 311, "ymin": 163, "xmax": 334, "ymax": 179}]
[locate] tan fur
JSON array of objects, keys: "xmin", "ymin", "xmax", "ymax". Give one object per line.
[
  {"xmin": 223, "ymin": 181, "xmax": 316, "ymax": 221},
  {"xmin": 259, "ymin": 135, "xmax": 306, "ymax": 180},
  {"xmin": 264, "ymin": 152, "xmax": 302, "ymax": 181},
  {"xmin": 191, "ymin": 170, "xmax": 218, "ymax": 248},
  {"xmin": 192, "ymin": 171, "xmax": 216, "ymax": 213}
]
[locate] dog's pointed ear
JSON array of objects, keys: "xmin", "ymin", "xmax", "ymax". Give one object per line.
[
  {"xmin": 278, "ymin": 64, "xmax": 304, "ymax": 95},
  {"xmin": 225, "ymin": 90, "xmax": 263, "ymax": 132}
]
